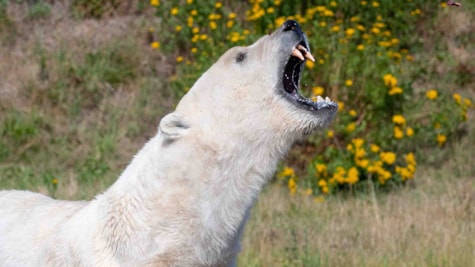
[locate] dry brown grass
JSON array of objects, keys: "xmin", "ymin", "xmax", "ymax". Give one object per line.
[{"xmin": 240, "ymin": 133, "xmax": 475, "ymax": 267}]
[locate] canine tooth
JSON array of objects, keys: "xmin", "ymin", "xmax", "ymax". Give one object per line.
[
  {"xmin": 297, "ymin": 44, "xmax": 315, "ymax": 62},
  {"xmin": 291, "ymin": 47, "xmax": 305, "ymax": 60},
  {"xmin": 317, "ymin": 96, "xmax": 324, "ymax": 102},
  {"xmin": 304, "ymin": 52, "xmax": 315, "ymax": 62}
]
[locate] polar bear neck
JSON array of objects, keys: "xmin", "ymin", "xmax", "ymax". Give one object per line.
[{"xmin": 96, "ymin": 121, "xmax": 295, "ymax": 264}]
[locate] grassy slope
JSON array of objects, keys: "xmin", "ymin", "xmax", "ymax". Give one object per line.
[{"xmin": 0, "ymin": 2, "xmax": 474, "ymax": 266}]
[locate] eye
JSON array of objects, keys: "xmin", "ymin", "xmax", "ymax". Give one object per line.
[{"xmin": 235, "ymin": 52, "xmax": 246, "ymax": 63}]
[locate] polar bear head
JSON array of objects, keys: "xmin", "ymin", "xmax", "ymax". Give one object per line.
[{"xmin": 160, "ymin": 20, "xmax": 337, "ymax": 148}]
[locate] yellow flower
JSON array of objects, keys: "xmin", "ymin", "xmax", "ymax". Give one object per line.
[
  {"xmin": 371, "ymin": 27, "xmax": 380, "ymax": 35},
  {"xmin": 288, "ymin": 178, "xmax": 297, "ymax": 194},
  {"xmin": 356, "ymin": 159, "xmax": 369, "ymax": 168},
  {"xmin": 346, "ymin": 167, "xmax": 359, "ymax": 184},
  {"xmin": 355, "ymin": 148, "xmax": 366, "ymax": 158},
  {"xmin": 176, "ymin": 56, "xmax": 184, "ymax": 63},
  {"xmin": 357, "ymin": 44, "xmax": 365, "ymax": 51},
  {"xmin": 306, "ymin": 60, "xmax": 315, "ymax": 69},
  {"xmin": 186, "ymin": 0, "xmax": 192, "ymax": 4},
  {"xmin": 175, "ymin": 25, "xmax": 182, "ymax": 32},
  {"xmin": 383, "ymin": 74, "xmax": 398, "ymax": 87},
  {"xmin": 331, "ymin": 25, "xmax": 340, "ymax": 32},
  {"xmin": 434, "ymin": 122, "xmax": 441, "ymax": 129},
  {"xmin": 318, "ymin": 179, "xmax": 327, "ymax": 187},
  {"xmin": 345, "ymin": 79, "xmax": 353, "ymax": 86},
  {"xmin": 380, "ymin": 152, "xmax": 396, "ymax": 165},
  {"xmin": 426, "ymin": 89, "xmax": 438, "ymax": 100},
  {"xmin": 321, "ymin": 186, "xmax": 329, "ymax": 194},
  {"xmin": 347, "ymin": 143, "xmax": 354, "ymax": 152},
  {"xmin": 372, "ymin": 1, "xmax": 379, "ymax": 7},
  {"xmin": 191, "ymin": 47, "xmax": 198, "ymax": 53},
  {"xmin": 229, "ymin": 32, "xmax": 240, "ymax": 43},
  {"xmin": 394, "ymin": 126, "xmax": 404, "ymax": 139},
  {"xmin": 388, "ymin": 87, "xmax": 403, "ymax": 95},
  {"xmin": 405, "ymin": 153, "xmax": 416, "ymax": 166},
  {"xmin": 226, "ymin": 20, "xmax": 234, "ymax": 28},
  {"xmin": 170, "ymin": 7, "xmax": 179, "ymax": 16},
  {"xmin": 281, "ymin": 167, "xmax": 295, "ymax": 177},
  {"xmin": 453, "ymin": 93, "xmax": 462, "ymax": 104},
  {"xmin": 392, "ymin": 115, "xmax": 406, "ymax": 125},
  {"xmin": 345, "ymin": 28, "xmax": 355, "ymax": 37},
  {"xmin": 187, "ymin": 16, "xmax": 194, "ymax": 27},
  {"xmin": 318, "ymin": 59, "xmax": 325, "ymax": 64},
  {"xmin": 319, "ymin": 21, "xmax": 327, "ymax": 27},
  {"xmin": 378, "ymin": 41, "xmax": 392, "ymax": 47},
  {"xmin": 349, "ymin": 109, "xmax": 357, "ymax": 117},
  {"xmin": 275, "ymin": 16, "xmax": 286, "ymax": 28},
  {"xmin": 150, "ymin": 0, "xmax": 160, "ymax": 6},
  {"xmin": 52, "ymin": 178, "xmax": 58, "ymax": 185},
  {"xmin": 406, "ymin": 127, "xmax": 414, "ymax": 137},
  {"xmin": 361, "ymin": 1, "xmax": 367, "ymax": 5},
  {"xmin": 190, "ymin": 9, "xmax": 197, "ymax": 16},
  {"xmin": 330, "ymin": 1, "xmax": 337, "ymax": 7},
  {"xmin": 337, "ymin": 101, "xmax": 345, "ymax": 111},
  {"xmin": 327, "ymin": 130, "xmax": 334, "ymax": 138},
  {"xmin": 209, "ymin": 21, "xmax": 217, "ymax": 30},
  {"xmin": 352, "ymin": 138, "xmax": 364, "ymax": 148},
  {"xmin": 323, "ymin": 10, "xmax": 334, "ymax": 17},
  {"xmin": 437, "ymin": 134, "xmax": 447, "ymax": 147},
  {"xmin": 312, "ymin": 86, "xmax": 324, "ymax": 96},
  {"xmin": 200, "ymin": 34, "xmax": 208, "ymax": 41},
  {"xmin": 370, "ymin": 144, "xmax": 380, "ymax": 153},
  {"xmin": 150, "ymin": 41, "xmax": 160, "ymax": 49},
  {"xmin": 266, "ymin": 7, "xmax": 274, "ymax": 13},
  {"xmin": 346, "ymin": 123, "xmax": 356, "ymax": 133},
  {"xmin": 228, "ymin": 12, "xmax": 237, "ymax": 19},
  {"xmin": 356, "ymin": 24, "xmax": 365, "ymax": 31},
  {"xmin": 215, "ymin": 2, "xmax": 222, "ymax": 8},
  {"xmin": 316, "ymin": 164, "xmax": 327, "ymax": 175},
  {"xmin": 464, "ymin": 98, "xmax": 472, "ymax": 107}
]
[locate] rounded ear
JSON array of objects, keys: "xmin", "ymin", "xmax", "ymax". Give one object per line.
[{"xmin": 158, "ymin": 113, "xmax": 190, "ymax": 140}]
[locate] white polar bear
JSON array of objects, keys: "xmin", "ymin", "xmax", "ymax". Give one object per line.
[{"xmin": 0, "ymin": 20, "xmax": 337, "ymax": 267}]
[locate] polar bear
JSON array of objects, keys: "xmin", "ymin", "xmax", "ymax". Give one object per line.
[{"xmin": 0, "ymin": 20, "xmax": 337, "ymax": 266}]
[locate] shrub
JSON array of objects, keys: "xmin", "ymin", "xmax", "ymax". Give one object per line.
[{"xmin": 151, "ymin": 1, "xmax": 473, "ymax": 197}]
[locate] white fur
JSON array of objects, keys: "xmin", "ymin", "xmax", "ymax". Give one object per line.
[{"xmin": 0, "ymin": 24, "xmax": 336, "ymax": 267}]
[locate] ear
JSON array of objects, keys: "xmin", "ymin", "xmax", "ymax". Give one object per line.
[{"xmin": 158, "ymin": 113, "xmax": 190, "ymax": 140}]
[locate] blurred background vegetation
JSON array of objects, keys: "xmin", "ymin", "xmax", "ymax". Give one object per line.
[{"xmin": 0, "ymin": 0, "xmax": 473, "ymax": 266}]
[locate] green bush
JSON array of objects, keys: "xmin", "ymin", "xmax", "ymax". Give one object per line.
[{"xmin": 151, "ymin": 0, "xmax": 473, "ymax": 197}]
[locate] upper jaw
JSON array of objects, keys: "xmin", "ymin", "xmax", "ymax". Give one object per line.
[{"xmin": 276, "ymin": 20, "xmax": 338, "ymax": 113}]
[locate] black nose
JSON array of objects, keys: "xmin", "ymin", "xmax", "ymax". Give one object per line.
[{"xmin": 282, "ymin": 20, "xmax": 302, "ymax": 32}]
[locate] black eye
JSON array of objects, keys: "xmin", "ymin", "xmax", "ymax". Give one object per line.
[{"xmin": 235, "ymin": 52, "xmax": 246, "ymax": 63}]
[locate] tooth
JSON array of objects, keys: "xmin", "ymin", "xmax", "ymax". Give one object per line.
[
  {"xmin": 304, "ymin": 52, "xmax": 315, "ymax": 62},
  {"xmin": 297, "ymin": 44, "xmax": 315, "ymax": 62},
  {"xmin": 317, "ymin": 96, "xmax": 324, "ymax": 102},
  {"xmin": 325, "ymin": 96, "xmax": 331, "ymax": 102},
  {"xmin": 291, "ymin": 47, "xmax": 305, "ymax": 61}
]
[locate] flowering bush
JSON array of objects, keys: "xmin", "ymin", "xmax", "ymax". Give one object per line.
[{"xmin": 150, "ymin": 1, "xmax": 473, "ymax": 197}]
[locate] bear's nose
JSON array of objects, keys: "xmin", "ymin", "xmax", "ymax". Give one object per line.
[{"xmin": 282, "ymin": 20, "xmax": 302, "ymax": 33}]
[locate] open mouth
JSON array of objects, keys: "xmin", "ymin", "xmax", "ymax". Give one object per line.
[{"xmin": 282, "ymin": 41, "xmax": 337, "ymax": 112}]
